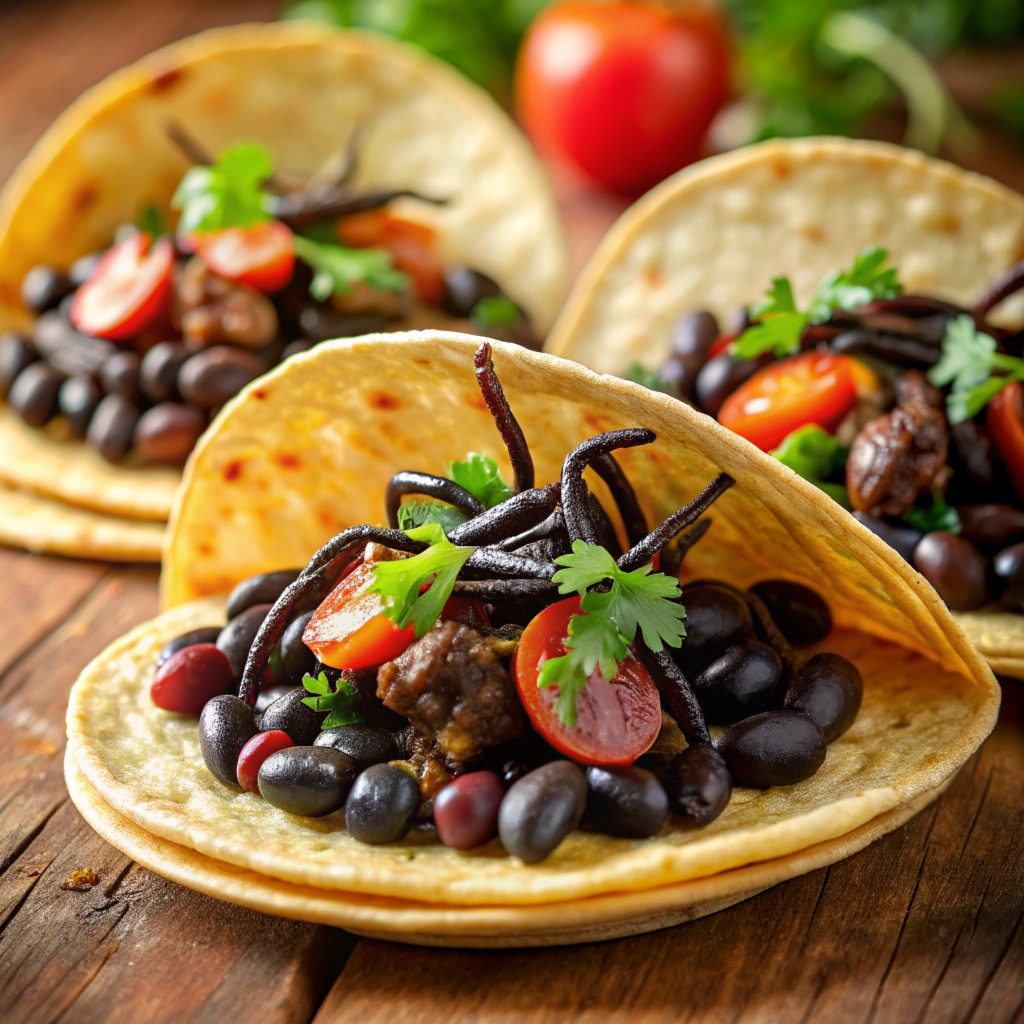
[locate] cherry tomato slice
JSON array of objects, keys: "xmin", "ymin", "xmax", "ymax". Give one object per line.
[
  {"xmin": 71, "ymin": 233, "xmax": 174, "ymax": 341},
  {"xmin": 988, "ymin": 382, "xmax": 1024, "ymax": 500},
  {"xmin": 337, "ymin": 211, "xmax": 446, "ymax": 305},
  {"xmin": 191, "ymin": 220, "xmax": 295, "ymax": 293},
  {"xmin": 718, "ymin": 352, "xmax": 858, "ymax": 452},
  {"xmin": 513, "ymin": 596, "xmax": 661, "ymax": 765}
]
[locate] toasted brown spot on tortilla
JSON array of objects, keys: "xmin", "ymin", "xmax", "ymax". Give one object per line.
[
  {"xmin": 274, "ymin": 452, "xmax": 301, "ymax": 470},
  {"xmin": 584, "ymin": 412, "xmax": 614, "ymax": 435},
  {"xmin": 370, "ymin": 390, "xmax": 401, "ymax": 410},
  {"xmin": 223, "ymin": 459, "xmax": 244, "ymax": 481},
  {"xmin": 466, "ymin": 393, "xmax": 487, "ymax": 411},
  {"xmin": 253, "ymin": 389, "xmax": 268, "ymax": 400},
  {"xmin": 198, "ymin": 542, "xmax": 213, "ymax": 556},
  {"xmin": 413, "ymin": 358, "xmax": 432, "ymax": 368},
  {"xmin": 71, "ymin": 182, "xmax": 99, "ymax": 215},
  {"xmin": 645, "ymin": 267, "xmax": 665, "ymax": 288},
  {"xmin": 149, "ymin": 67, "xmax": 184, "ymax": 93},
  {"xmin": 801, "ymin": 226, "xmax": 825, "ymax": 244},
  {"xmin": 939, "ymin": 215, "xmax": 961, "ymax": 234},
  {"xmin": 773, "ymin": 159, "xmax": 791, "ymax": 179}
]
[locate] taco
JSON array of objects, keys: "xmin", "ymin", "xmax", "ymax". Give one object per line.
[
  {"xmin": 0, "ymin": 22, "xmax": 566, "ymax": 560},
  {"xmin": 66, "ymin": 332, "xmax": 998, "ymax": 946},
  {"xmin": 546, "ymin": 137, "xmax": 1024, "ymax": 678}
]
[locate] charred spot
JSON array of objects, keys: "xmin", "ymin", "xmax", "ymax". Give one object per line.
[
  {"xmin": 370, "ymin": 390, "xmax": 401, "ymax": 410},
  {"xmin": 939, "ymin": 215, "xmax": 961, "ymax": 234},
  {"xmin": 0, "ymin": 280, "xmax": 15, "ymax": 306},
  {"xmin": 413, "ymin": 358, "xmax": 432, "ymax": 368},
  {"xmin": 645, "ymin": 266, "xmax": 665, "ymax": 288},
  {"xmin": 274, "ymin": 452, "xmax": 302, "ymax": 470},
  {"xmin": 773, "ymin": 159, "xmax": 792, "ymax": 179},
  {"xmin": 223, "ymin": 458, "xmax": 244, "ymax": 481},
  {"xmin": 584, "ymin": 413, "xmax": 614, "ymax": 435},
  {"xmin": 252, "ymin": 388, "xmax": 268, "ymax": 400},
  {"xmin": 801, "ymin": 226, "xmax": 825, "ymax": 244},
  {"xmin": 148, "ymin": 67, "xmax": 184, "ymax": 94},
  {"xmin": 70, "ymin": 182, "xmax": 99, "ymax": 215},
  {"xmin": 198, "ymin": 542, "xmax": 213, "ymax": 555}
]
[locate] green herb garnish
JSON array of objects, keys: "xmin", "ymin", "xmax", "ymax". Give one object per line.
[
  {"xmin": 172, "ymin": 143, "xmax": 273, "ymax": 236},
  {"xmin": 449, "ymin": 453, "xmax": 512, "ymax": 509},
  {"xmin": 771, "ymin": 425, "xmax": 850, "ymax": 508},
  {"xmin": 293, "ymin": 235, "xmax": 409, "ymax": 301},
  {"xmin": 368, "ymin": 523, "xmax": 475, "ymax": 637},
  {"xmin": 396, "ymin": 500, "xmax": 469, "ymax": 533},
  {"xmin": 301, "ymin": 671, "xmax": 364, "ymax": 729},
  {"xmin": 137, "ymin": 203, "xmax": 168, "ymax": 238},
  {"xmin": 470, "ymin": 295, "xmax": 520, "ymax": 328},
  {"xmin": 623, "ymin": 363, "xmax": 677, "ymax": 396},
  {"xmin": 537, "ymin": 541, "xmax": 688, "ymax": 728},
  {"xmin": 902, "ymin": 494, "xmax": 962, "ymax": 535}
]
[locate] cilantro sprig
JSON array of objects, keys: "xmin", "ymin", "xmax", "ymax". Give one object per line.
[
  {"xmin": 172, "ymin": 143, "xmax": 273, "ymax": 236},
  {"xmin": 902, "ymin": 493, "xmax": 962, "ymax": 535},
  {"xmin": 396, "ymin": 501, "xmax": 468, "ymax": 533},
  {"xmin": 537, "ymin": 542, "xmax": 688, "ymax": 728},
  {"xmin": 771, "ymin": 425, "xmax": 850, "ymax": 508},
  {"xmin": 733, "ymin": 247, "xmax": 902, "ymax": 359},
  {"xmin": 368, "ymin": 523, "xmax": 475, "ymax": 637},
  {"xmin": 623, "ymin": 363, "xmax": 677, "ymax": 396},
  {"xmin": 301, "ymin": 671, "xmax": 364, "ymax": 729},
  {"xmin": 448, "ymin": 453, "xmax": 512, "ymax": 509},
  {"xmin": 293, "ymin": 235, "xmax": 408, "ymax": 301},
  {"xmin": 470, "ymin": 295, "xmax": 520, "ymax": 329}
]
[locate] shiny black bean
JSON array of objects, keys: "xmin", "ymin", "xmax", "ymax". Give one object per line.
[
  {"xmin": 69, "ymin": 250, "xmax": 105, "ymax": 287},
  {"xmin": 139, "ymin": 341, "xmax": 189, "ymax": 402},
  {"xmin": 442, "ymin": 266, "xmax": 501, "ymax": 318},
  {"xmin": 0, "ymin": 332, "xmax": 38, "ymax": 399},
  {"xmin": 227, "ymin": 570, "xmax": 302, "ymax": 620},
  {"xmin": 58, "ymin": 377, "xmax": 103, "ymax": 438},
  {"xmin": 694, "ymin": 353, "xmax": 760, "ymax": 417},
  {"xmin": 666, "ymin": 745, "xmax": 732, "ymax": 825},
  {"xmin": 344, "ymin": 764, "xmax": 420, "ymax": 843},
  {"xmin": 497, "ymin": 761, "xmax": 588, "ymax": 863},
  {"xmin": 157, "ymin": 626, "xmax": 222, "ymax": 670},
  {"xmin": 993, "ymin": 541, "xmax": 1024, "ymax": 608},
  {"xmin": 86, "ymin": 394, "xmax": 140, "ymax": 463},
  {"xmin": 177, "ymin": 346, "xmax": 264, "ymax": 407},
  {"xmin": 258, "ymin": 746, "xmax": 357, "ymax": 817},
  {"xmin": 853, "ymin": 511, "xmax": 923, "ymax": 563},
  {"xmin": 279, "ymin": 610, "xmax": 315, "ymax": 683},
  {"xmin": 9, "ymin": 362, "xmax": 63, "ymax": 426},
  {"xmin": 913, "ymin": 532, "xmax": 990, "ymax": 611},
  {"xmin": 501, "ymin": 759, "xmax": 528, "ymax": 788},
  {"xmin": 258, "ymin": 686, "xmax": 326, "ymax": 745},
  {"xmin": 749, "ymin": 580, "xmax": 832, "ymax": 645},
  {"xmin": 255, "ymin": 684, "xmax": 300, "ymax": 718},
  {"xmin": 134, "ymin": 403, "xmax": 207, "ymax": 465},
  {"xmin": 585, "ymin": 765, "xmax": 669, "ymax": 838},
  {"xmin": 957, "ymin": 504, "xmax": 1024, "ymax": 554},
  {"xmin": 671, "ymin": 310, "xmax": 719, "ymax": 360},
  {"xmin": 21, "ymin": 265, "xmax": 73, "ymax": 313},
  {"xmin": 217, "ymin": 603, "xmax": 273, "ymax": 679},
  {"xmin": 784, "ymin": 652, "xmax": 863, "ymax": 743},
  {"xmin": 297, "ymin": 306, "xmax": 392, "ymax": 343},
  {"xmin": 199, "ymin": 694, "xmax": 256, "ymax": 786},
  {"xmin": 99, "ymin": 351, "xmax": 141, "ymax": 401},
  {"xmin": 714, "ymin": 710, "xmax": 826, "ymax": 788},
  {"xmin": 692, "ymin": 640, "xmax": 781, "ymax": 724},
  {"xmin": 314, "ymin": 724, "xmax": 400, "ymax": 766},
  {"xmin": 676, "ymin": 583, "xmax": 753, "ymax": 669},
  {"xmin": 34, "ymin": 311, "xmax": 115, "ymax": 377}
]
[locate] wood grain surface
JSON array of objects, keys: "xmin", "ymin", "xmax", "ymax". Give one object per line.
[{"xmin": 1, "ymin": 2, "xmax": 1024, "ymax": 1022}]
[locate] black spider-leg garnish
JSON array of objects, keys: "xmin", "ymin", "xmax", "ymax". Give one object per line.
[
  {"xmin": 734, "ymin": 586, "xmax": 805, "ymax": 678},
  {"xmin": 637, "ymin": 644, "xmax": 710, "ymax": 746},
  {"xmin": 560, "ymin": 429, "xmax": 656, "ymax": 545},
  {"xmin": 618, "ymin": 473, "xmax": 734, "ymax": 572},
  {"xmin": 494, "ymin": 509, "xmax": 565, "ymax": 551},
  {"xmin": 474, "ymin": 342, "xmax": 534, "ymax": 494},
  {"xmin": 829, "ymin": 330, "xmax": 941, "ymax": 368},
  {"xmin": 267, "ymin": 188, "xmax": 447, "ymax": 229},
  {"xmin": 447, "ymin": 484, "xmax": 559, "ymax": 546},
  {"xmin": 972, "ymin": 258, "xmax": 1024, "ymax": 324},
  {"xmin": 463, "ymin": 548, "xmax": 556, "ymax": 580},
  {"xmin": 659, "ymin": 518, "xmax": 712, "ymax": 579},
  {"xmin": 452, "ymin": 578, "xmax": 558, "ymax": 600},
  {"xmin": 591, "ymin": 453, "xmax": 648, "ymax": 547},
  {"xmin": 385, "ymin": 471, "xmax": 484, "ymax": 528}
]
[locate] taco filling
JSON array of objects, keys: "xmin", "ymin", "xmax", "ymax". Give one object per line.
[
  {"xmin": 149, "ymin": 342, "xmax": 862, "ymax": 863},
  {"xmin": 623, "ymin": 250, "xmax": 1024, "ymax": 619},
  {"xmin": 0, "ymin": 130, "xmax": 536, "ymax": 469}
]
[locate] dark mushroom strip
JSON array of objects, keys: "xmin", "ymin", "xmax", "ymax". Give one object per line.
[
  {"xmin": 861, "ymin": 294, "xmax": 967, "ymax": 318},
  {"xmin": 830, "ymin": 329, "xmax": 941, "ymax": 368},
  {"xmin": 658, "ymin": 518, "xmax": 712, "ymax": 579},
  {"xmin": 385, "ymin": 471, "xmax": 485, "ymax": 528},
  {"xmin": 972, "ymin": 258, "xmax": 1024, "ymax": 322},
  {"xmin": 448, "ymin": 483, "xmax": 559, "ymax": 546},
  {"xmin": 618, "ymin": 473, "xmax": 734, "ymax": 572},
  {"xmin": 267, "ymin": 188, "xmax": 447, "ymax": 229},
  {"xmin": 495, "ymin": 509, "xmax": 565, "ymax": 552},
  {"xmin": 451, "ymin": 578, "xmax": 558, "ymax": 600},
  {"xmin": 561, "ymin": 429, "xmax": 657, "ymax": 545},
  {"xmin": 591, "ymin": 453, "xmax": 648, "ymax": 547},
  {"xmin": 473, "ymin": 342, "xmax": 534, "ymax": 494},
  {"xmin": 638, "ymin": 644, "xmax": 710, "ymax": 746}
]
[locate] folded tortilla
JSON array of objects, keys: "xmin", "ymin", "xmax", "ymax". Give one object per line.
[
  {"xmin": 0, "ymin": 22, "xmax": 566, "ymax": 557},
  {"xmin": 65, "ymin": 333, "xmax": 999, "ymax": 943},
  {"xmin": 544, "ymin": 137, "xmax": 1024, "ymax": 677}
]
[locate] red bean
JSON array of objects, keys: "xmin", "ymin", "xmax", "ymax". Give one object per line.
[
  {"xmin": 236, "ymin": 730, "xmax": 294, "ymax": 793},
  {"xmin": 150, "ymin": 643, "xmax": 234, "ymax": 715},
  {"xmin": 433, "ymin": 771, "xmax": 505, "ymax": 850}
]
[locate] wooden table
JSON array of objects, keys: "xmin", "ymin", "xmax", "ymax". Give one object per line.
[{"xmin": 3, "ymin": 3, "xmax": 1024, "ymax": 1021}]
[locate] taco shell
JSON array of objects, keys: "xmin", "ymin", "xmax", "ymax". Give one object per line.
[{"xmin": 66, "ymin": 333, "xmax": 999, "ymax": 945}]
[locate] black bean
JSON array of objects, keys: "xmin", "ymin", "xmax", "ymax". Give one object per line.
[
  {"xmin": 993, "ymin": 541, "xmax": 1024, "ymax": 608},
  {"xmin": 255, "ymin": 684, "xmax": 300, "ymax": 718},
  {"xmin": 497, "ymin": 761, "xmax": 588, "ymax": 863},
  {"xmin": 692, "ymin": 640, "xmax": 781, "ymax": 724},
  {"xmin": 853, "ymin": 511, "xmax": 923, "ymax": 564},
  {"xmin": 784, "ymin": 653, "xmax": 863, "ymax": 743},
  {"xmin": 0, "ymin": 332, "xmax": 39, "ymax": 399},
  {"xmin": 217, "ymin": 603, "xmax": 273, "ymax": 679},
  {"xmin": 501, "ymin": 760, "xmax": 528, "ymax": 788},
  {"xmin": 8, "ymin": 362, "xmax": 63, "ymax": 426},
  {"xmin": 258, "ymin": 746, "xmax": 357, "ymax": 817},
  {"xmin": 913, "ymin": 532, "xmax": 990, "ymax": 611},
  {"xmin": 21, "ymin": 266, "xmax": 73, "ymax": 313},
  {"xmin": 280, "ymin": 611, "xmax": 315, "ymax": 683},
  {"xmin": 749, "ymin": 580, "xmax": 832, "ymax": 645},
  {"xmin": 314, "ymin": 724, "xmax": 399, "ymax": 766},
  {"xmin": 177, "ymin": 346, "xmax": 264, "ymax": 407},
  {"xmin": 666, "ymin": 745, "xmax": 732, "ymax": 825},
  {"xmin": 694, "ymin": 353, "xmax": 760, "ymax": 417},
  {"xmin": 157, "ymin": 626, "xmax": 222, "ymax": 670},
  {"xmin": 86, "ymin": 394, "xmax": 139, "ymax": 463},
  {"xmin": 227, "ymin": 570, "xmax": 302, "ymax": 620},
  {"xmin": 297, "ymin": 306, "xmax": 392, "ymax": 343},
  {"xmin": 199, "ymin": 694, "xmax": 256, "ymax": 787},
  {"xmin": 58, "ymin": 377, "xmax": 103, "ymax": 438},
  {"xmin": 714, "ymin": 710, "xmax": 826, "ymax": 788},
  {"xmin": 99, "ymin": 351, "xmax": 141, "ymax": 401},
  {"xmin": 671, "ymin": 310, "xmax": 720, "ymax": 360},
  {"xmin": 344, "ymin": 764, "xmax": 420, "ymax": 842},
  {"xmin": 585, "ymin": 765, "xmax": 669, "ymax": 838},
  {"xmin": 676, "ymin": 582, "xmax": 753, "ymax": 669},
  {"xmin": 33, "ymin": 311, "xmax": 115, "ymax": 377},
  {"xmin": 69, "ymin": 251, "xmax": 105, "ymax": 287},
  {"xmin": 134, "ymin": 403, "xmax": 206, "ymax": 465},
  {"xmin": 139, "ymin": 341, "xmax": 188, "ymax": 402},
  {"xmin": 957, "ymin": 504, "xmax": 1024, "ymax": 554},
  {"xmin": 442, "ymin": 266, "xmax": 501, "ymax": 318},
  {"xmin": 259, "ymin": 686, "xmax": 327, "ymax": 745}
]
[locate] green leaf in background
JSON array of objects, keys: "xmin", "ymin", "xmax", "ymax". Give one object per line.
[
  {"xmin": 771, "ymin": 424, "xmax": 850, "ymax": 508},
  {"xmin": 622, "ymin": 363, "xmax": 676, "ymax": 396},
  {"xmin": 448, "ymin": 453, "xmax": 512, "ymax": 508},
  {"xmin": 293, "ymin": 235, "xmax": 408, "ymax": 300},
  {"xmin": 902, "ymin": 493, "xmax": 962, "ymax": 534},
  {"xmin": 396, "ymin": 500, "xmax": 469, "ymax": 532},
  {"xmin": 807, "ymin": 246, "xmax": 902, "ymax": 323},
  {"xmin": 136, "ymin": 203, "xmax": 168, "ymax": 238},
  {"xmin": 172, "ymin": 143, "xmax": 273, "ymax": 236}
]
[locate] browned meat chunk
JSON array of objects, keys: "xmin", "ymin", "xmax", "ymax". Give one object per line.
[
  {"xmin": 377, "ymin": 620, "xmax": 523, "ymax": 763},
  {"xmin": 392, "ymin": 728, "xmax": 467, "ymax": 799},
  {"xmin": 847, "ymin": 371, "xmax": 949, "ymax": 517}
]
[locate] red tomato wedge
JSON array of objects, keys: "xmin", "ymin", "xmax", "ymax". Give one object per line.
[
  {"xmin": 988, "ymin": 382, "xmax": 1024, "ymax": 501},
  {"xmin": 71, "ymin": 233, "xmax": 174, "ymax": 341},
  {"xmin": 513, "ymin": 596, "xmax": 661, "ymax": 765},
  {"xmin": 338, "ymin": 210, "xmax": 446, "ymax": 304},
  {"xmin": 191, "ymin": 220, "xmax": 295, "ymax": 293},
  {"xmin": 718, "ymin": 352, "xmax": 858, "ymax": 452}
]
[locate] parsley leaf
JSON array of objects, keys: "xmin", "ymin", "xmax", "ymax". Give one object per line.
[
  {"xmin": 396, "ymin": 500, "xmax": 468, "ymax": 533},
  {"xmin": 172, "ymin": 143, "xmax": 273, "ymax": 236},
  {"xmin": 137, "ymin": 203, "xmax": 168, "ymax": 238},
  {"xmin": 448, "ymin": 453, "xmax": 512, "ymax": 509},
  {"xmin": 751, "ymin": 275, "xmax": 799, "ymax": 317},
  {"xmin": 732, "ymin": 311, "xmax": 809, "ymax": 359},
  {"xmin": 293, "ymin": 235, "xmax": 408, "ymax": 301},
  {"xmin": 902, "ymin": 494, "xmax": 962, "ymax": 535},
  {"xmin": 771, "ymin": 425, "xmax": 850, "ymax": 507},
  {"xmin": 368, "ymin": 523, "xmax": 475, "ymax": 637},
  {"xmin": 470, "ymin": 295, "xmax": 520, "ymax": 328},
  {"xmin": 301, "ymin": 671, "xmax": 364, "ymax": 728},
  {"xmin": 807, "ymin": 247, "xmax": 901, "ymax": 323},
  {"xmin": 623, "ymin": 363, "xmax": 677, "ymax": 395}
]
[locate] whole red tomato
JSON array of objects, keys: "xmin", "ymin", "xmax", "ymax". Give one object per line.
[{"xmin": 516, "ymin": 2, "xmax": 729, "ymax": 196}]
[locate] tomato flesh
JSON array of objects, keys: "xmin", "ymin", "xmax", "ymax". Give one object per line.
[
  {"xmin": 71, "ymin": 233, "xmax": 173, "ymax": 341},
  {"xmin": 514, "ymin": 596, "xmax": 661, "ymax": 765},
  {"xmin": 988, "ymin": 382, "xmax": 1024, "ymax": 501},
  {"xmin": 718, "ymin": 352, "xmax": 858, "ymax": 452},
  {"xmin": 192, "ymin": 220, "xmax": 295, "ymax": 293}
]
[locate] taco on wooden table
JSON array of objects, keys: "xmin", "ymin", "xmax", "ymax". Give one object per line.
[
  {"xmin": 0, "ymin": 22, "xmax": 566, "ymax": 562},
  {"xmin": 546, "ymin": 138, "xmax": 1024, "ymax": 678},
  {"xmin": 65, "ymin": 332, "xmax": 998, "ymax": 947}
]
